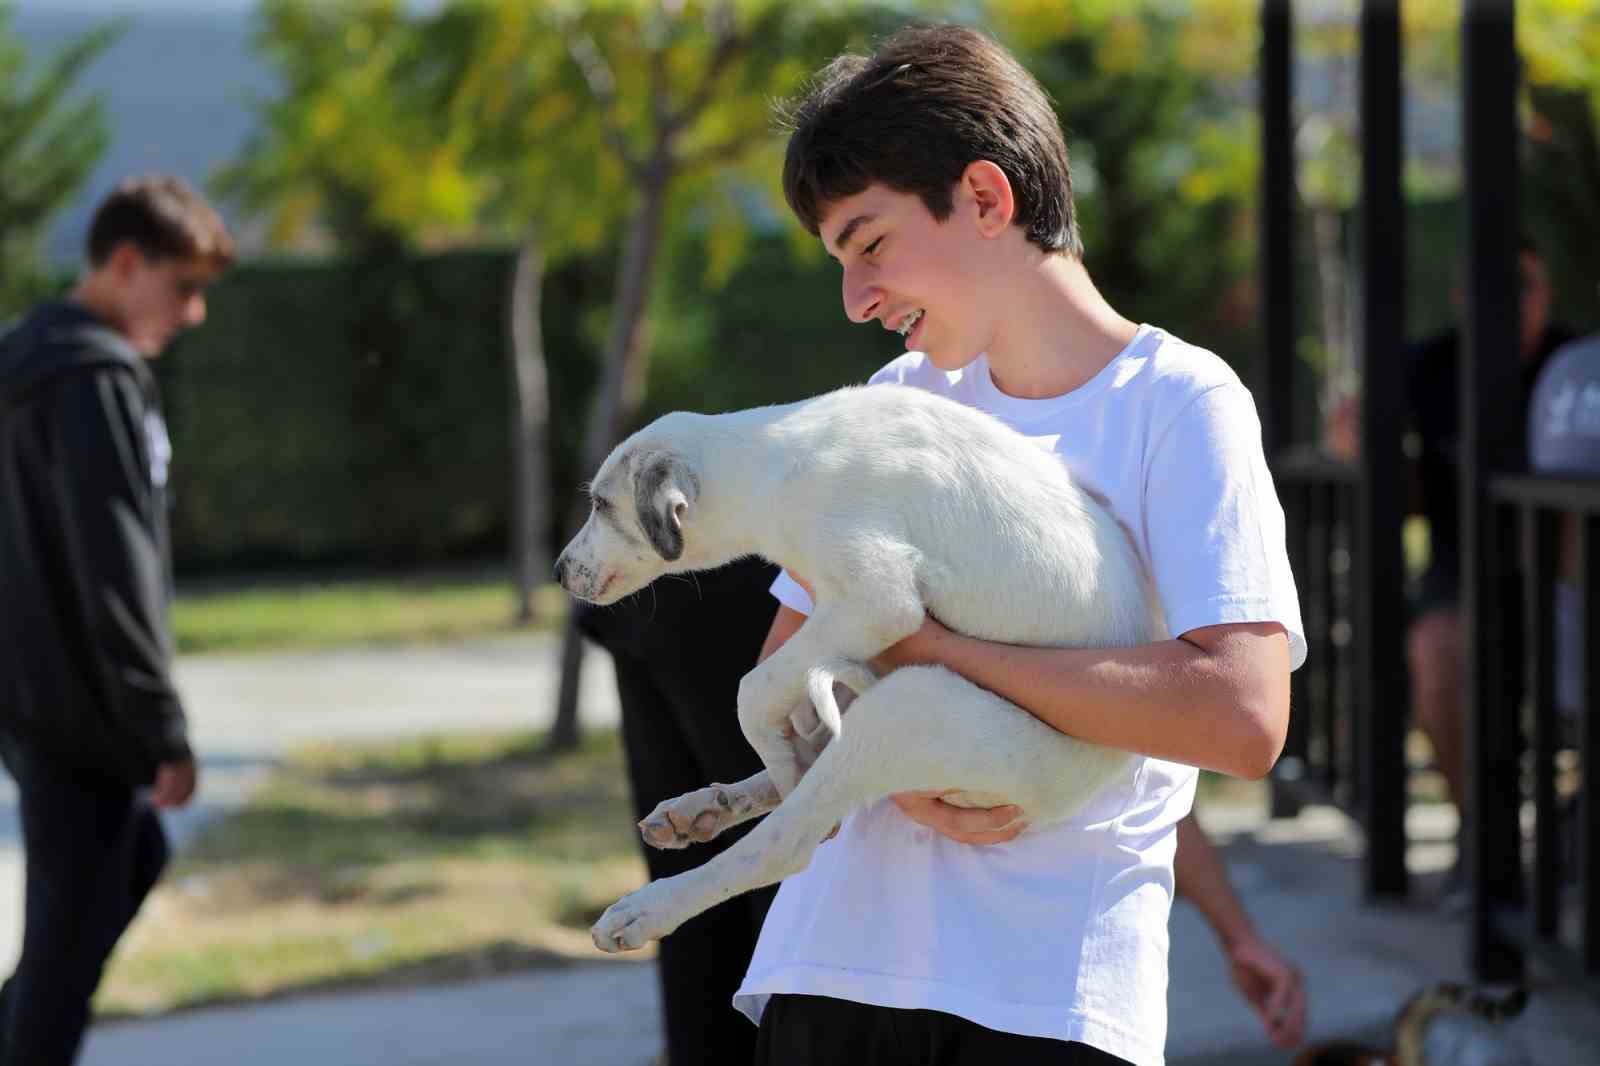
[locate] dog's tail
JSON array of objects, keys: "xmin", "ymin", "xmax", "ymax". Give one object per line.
[{"xmin": 805, "ymin": 657, "xmax": 879, "ymax": 741}]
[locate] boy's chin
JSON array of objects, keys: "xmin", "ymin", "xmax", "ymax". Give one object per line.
[{"xmin": 921, "ymin": 346, "xmax": 980, "ymax": 372}]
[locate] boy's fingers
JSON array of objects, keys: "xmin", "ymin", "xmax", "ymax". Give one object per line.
[
  {"xmin": 891, "ymin": 793, "xmax": 1025, "ymax": 843},
  {"xmin": 947, "ymin": 803, "xmax": 1023, "ymax": 831}
]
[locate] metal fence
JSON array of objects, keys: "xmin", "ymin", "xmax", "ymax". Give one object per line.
[{"xmin": 1480, "ymin": 475, "xmax": 1600, "ymax": 990}]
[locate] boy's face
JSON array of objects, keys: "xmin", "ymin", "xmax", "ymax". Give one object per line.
[
  {"xmin": 820, "ymin": 182, "xmax": 994, "ymax": 371},
  {"xmin": 105, "ymin": 243, "xmax": 222, "ymax": 356}
]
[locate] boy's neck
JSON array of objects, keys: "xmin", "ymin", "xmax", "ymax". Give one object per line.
[
  {"xmin": 68, "ymin": 275, "xmax": 126, "ymax": 337},
  {"xmin": 981, "ymin": 253, "xmax": 1140, "ymax": 401}
]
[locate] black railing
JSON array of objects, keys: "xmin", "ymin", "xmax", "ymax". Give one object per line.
[
  {"xmin": 1272, "ymin": 444, "xmax": 1411, "ymax": 897},
  {"xmin": 1480, "ymin": 474, "xmax": 1600, "ymax": 991},
  {"xmin": 1274, "ymin": 448, "xmax": 1358, "ymax": 814}
]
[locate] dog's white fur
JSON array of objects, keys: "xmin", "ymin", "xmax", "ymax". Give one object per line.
[{"xmin": 556, "ymin": 383, "xmax": 1163, "ymax": 953}]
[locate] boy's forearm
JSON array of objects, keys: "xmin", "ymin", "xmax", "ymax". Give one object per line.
[{"xmin": 887, "ymin": 621, "xmax": 1290, "ymax": 778}]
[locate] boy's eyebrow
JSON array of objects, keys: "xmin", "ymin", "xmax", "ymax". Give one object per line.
[{"xmin": 830, "ymin": 213, "xmax": 877, "ymax": 256}]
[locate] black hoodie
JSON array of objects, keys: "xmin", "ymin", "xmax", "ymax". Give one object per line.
[{"xmin": 0, "ymin": 300, "xmax": 190, "ymax": 785}]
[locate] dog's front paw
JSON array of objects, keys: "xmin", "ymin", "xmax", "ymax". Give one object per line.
[
  {"xmin": 591, "ymin": 885, "xmax": 676, "ymax": 953},
  {"xmin": 639, "ymin": 785, "xmax": 748, "ymax": 850}
]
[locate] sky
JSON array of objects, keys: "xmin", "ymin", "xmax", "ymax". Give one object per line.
[{"xmin": 12, "ymin": 1, "xmax": 271, "ymax": 263}]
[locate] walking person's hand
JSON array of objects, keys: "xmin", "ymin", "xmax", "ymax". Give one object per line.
[
  {"xmin": 150, "ymin": 758, "xmax": 198, "ymax": 808},
  {"xmin": 1226, "ymin": 933, "xmax": 1306, "ymax": 1049}
]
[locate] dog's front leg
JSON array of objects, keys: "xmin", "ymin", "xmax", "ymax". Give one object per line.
[{"xmin": 638, "ymin": 770, "xmax": 781, "ymax": 850}]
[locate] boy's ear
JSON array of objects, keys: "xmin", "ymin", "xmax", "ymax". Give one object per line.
[
  {"xmin": 104, "ymin": 241, "xmax": 147, "ymax": 280},
  {"xmin": 961, "ymin": 160, "xmax": 1015, "ymax": 238}
]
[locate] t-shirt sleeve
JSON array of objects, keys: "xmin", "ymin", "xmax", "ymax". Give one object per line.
[
  {"xmin": 769, "ymin": 570, "xmax": 814, "ymax": 616},
  {"xmin": 1144, "ymin": 382, "xmax": 1307, "ymax": 669}
]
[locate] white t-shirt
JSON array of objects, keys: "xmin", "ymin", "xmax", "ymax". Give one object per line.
[{"xmin": 733, "ymin": 324, "xmax": 1307, "ymax": 1066}]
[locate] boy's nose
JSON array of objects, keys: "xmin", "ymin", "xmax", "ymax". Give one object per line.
[{"xmin": 842, "ymin": 273, "xmax": 880, "ymax": 325}]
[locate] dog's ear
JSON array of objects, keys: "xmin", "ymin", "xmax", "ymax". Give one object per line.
[{"xmin": 632, "ymin": 450, "xmax": 697, "ymax": 561}]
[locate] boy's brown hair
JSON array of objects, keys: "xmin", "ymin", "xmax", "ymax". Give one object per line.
[
  {"xmin": 779, "ymin": 23, "xmax": 1082, "ymax": 257},
  {"xmin": 86, "ymin": 175, "xmax": 235, "ymax": 270}
]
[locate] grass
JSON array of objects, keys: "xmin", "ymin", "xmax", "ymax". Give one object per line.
[
  {"xmin": 93, "ymin": 733, "xmax": 1293, "ymax": 1018},
  {"xmin": 96, "ymin": 729, "xmax": 647, "ymax": 1018},
  {"xmin": 171, "ymin": 568, "xmax": 571, "ymax": 654}
]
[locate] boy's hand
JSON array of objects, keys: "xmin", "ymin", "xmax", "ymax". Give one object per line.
[{"xmin": 890, "ymin": 790, "xmax": 1026, "ymax": 845}]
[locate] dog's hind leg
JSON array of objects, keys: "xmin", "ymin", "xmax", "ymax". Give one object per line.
[
  {"xmin": 736, "ymin": 583, "xmax": 924, "ymax": 798},
  {"xmin": 639, "ymin": 661, "xmax": 874, "ymax": 852},
  {"xmin": 592, "ymin": 670, "xmax": 982, "ymax": 953},
  {"xmin": 638, "ymin": 771, "xmax": 781, "ymax": 850}
]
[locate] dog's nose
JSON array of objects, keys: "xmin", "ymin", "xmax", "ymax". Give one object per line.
[{"xmin": 553, "ymin": 557, "xmax": 567, "ymax": 584}]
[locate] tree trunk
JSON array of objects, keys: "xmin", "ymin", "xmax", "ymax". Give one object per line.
[
  {"xmin": 546, "ymin": 161, "xmax": 674, "ymax": 753},
  {"xmin": 507, "ymin": 231, "xmax": 552, "ymax": 624}
]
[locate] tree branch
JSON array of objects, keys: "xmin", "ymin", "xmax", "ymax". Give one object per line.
[
  {"xmin": 682, "ymin": 128, "xmax": 763, "ymax": 171},
  {"xmin": 561, "ymin": 21, "xmax": 643, "ymax": 179},
  {"xmin": 663, "ymin": 2, "xmax": 749, "ymax": 136}
]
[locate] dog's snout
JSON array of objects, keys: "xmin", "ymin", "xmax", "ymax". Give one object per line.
[{"xmin": 553, "ymin": 556, "xmax": 567, "ymax": 584}]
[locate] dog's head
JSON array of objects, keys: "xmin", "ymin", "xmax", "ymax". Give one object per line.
[{"xmin": 555, "ymin": 438, "xmax": 701, "ymax": 604}]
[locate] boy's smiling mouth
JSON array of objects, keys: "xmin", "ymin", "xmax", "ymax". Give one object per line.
[{"xmin": 895, "ymin": 308, "xmax": 924, "ymax": 337}]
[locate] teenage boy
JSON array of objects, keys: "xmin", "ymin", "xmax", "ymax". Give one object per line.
[
  {"xmin": 735, "ymin": 25, "xmax": 1304, "ymax": 1066},
  {"xmin": 0, "ymin": 174, "xmax": 233, "ymax": 1063}
]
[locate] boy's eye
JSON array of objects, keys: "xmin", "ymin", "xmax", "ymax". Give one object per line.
[{"xmin": 864, "ymin": 237, "xmax": 883, "ymax": 255}]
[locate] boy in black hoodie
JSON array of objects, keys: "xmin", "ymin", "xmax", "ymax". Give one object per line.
[{"xmin": 0, "ymin": 174, "xmax": 232, "ymax": 1063}]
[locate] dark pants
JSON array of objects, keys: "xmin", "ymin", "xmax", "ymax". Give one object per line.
[
  {"xmin": 755, "ymin": 995, "xmax": 1133, "ymax": 1066},
  {"xmin": 578, "ymin": 558, "xmax": 784, "ymax": 1066},
  {"xmin": 0, "ymin": 730, "xmax": 168, "ymax": 1065}
]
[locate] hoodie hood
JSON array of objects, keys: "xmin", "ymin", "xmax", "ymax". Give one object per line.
[{"xmin": 0, "ymin": 300, "xmax": 144, "ymax": 413}]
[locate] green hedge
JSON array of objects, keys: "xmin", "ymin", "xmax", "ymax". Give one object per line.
[
  {"xmin": 157, "ymin": 236, "xmax": 891, "ymax": 572},
  {"xmin": 158, "ymin": 249, "xmax": 518, "ymax": 570}
]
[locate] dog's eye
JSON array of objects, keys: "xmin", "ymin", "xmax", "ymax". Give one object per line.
[{"xmin": 592, "ymin": 496, "xmax": 612, "ymax": 514}]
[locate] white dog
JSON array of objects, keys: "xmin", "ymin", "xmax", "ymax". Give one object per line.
[{"xmin": 555, "ymin": 383, "xmax": 1163, "ymax": 953}]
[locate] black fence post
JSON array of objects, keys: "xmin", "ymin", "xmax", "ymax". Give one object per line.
[
  {"xmin": 1355, "ymin": 0, "xmax": 1409, "ymax": 899},
  {"xmin": 1261, "ymin": 0, "xmax": 1303, "ymax": 820},
  {"xmin": 1580, "ymin": 513, "xmax": 1600, "ymax": 975},
  {"xmin": 1462, "ymin": 0, "xmax": 1526, "ymax": 983}
]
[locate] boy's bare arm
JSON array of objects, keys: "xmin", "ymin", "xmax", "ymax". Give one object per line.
[
  {"xmin": 758, "ymin": 603, "xmax": 808, "ymax": 664},
  {"xmin": 876, "ymin": 618, "xmax": 1290, "ymax": 780}
]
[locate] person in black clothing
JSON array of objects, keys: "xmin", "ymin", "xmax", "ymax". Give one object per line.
[
  {"xmin": 0, "ymin": 174, "xmax": 233, "ymax": 1063},
  {"xmin": 574, "ymin": 557, "xmax": 783, "ymax": 1066},
  {"xmin": 1326, "ymin": 240, "xmax": 1575, "ymax": 843}
]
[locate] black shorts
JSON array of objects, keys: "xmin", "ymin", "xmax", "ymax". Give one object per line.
[{"xmin": 753, "ymin": 994, "xmax": 1133, "ymax": 1066}]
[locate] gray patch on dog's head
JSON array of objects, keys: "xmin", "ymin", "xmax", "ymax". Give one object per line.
[{"xmin": 633, "ymin": 450, "xmax": 697, "ymax": 560}]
